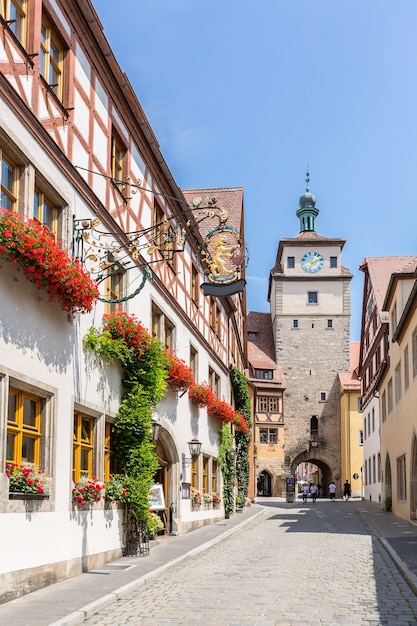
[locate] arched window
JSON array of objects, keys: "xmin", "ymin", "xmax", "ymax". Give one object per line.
[{"xmin": 310, "ymin": 415, "xmax": 318, "ymax": 440}]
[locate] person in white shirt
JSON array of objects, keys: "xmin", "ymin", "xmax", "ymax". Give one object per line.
[
  {"xmin": 302, "ymin": 484, "xmax": 309, "ymax": 504},
  {"xmin": 310, "ymin": 483, "xmax": 318, "ymax": 503},
  {"xmin": 329, "ymin": 481, "xmax": 336, "ymax": 501}
]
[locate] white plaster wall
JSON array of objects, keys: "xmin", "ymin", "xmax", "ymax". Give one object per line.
[
  {"xmin": 74, "ymin": 90, "xmax": 90, "ymax": 143},
  {"xmin": 75, "ymin": 42, "xmax": 91, "ymax": 92},
  {"xmin": 0, "ymin": 508, "xmax": 124, "ymax": 573},
  {"xmin": 280, "ymin": 244, "xmax": 343, "ymax": 276},
  {"xmin": 363, "ymin": 397, "xmax": 382, "ymax": 503},
  {"xmin": 282, "ymin": 280, "xmax": 346, "ymax": 314}
]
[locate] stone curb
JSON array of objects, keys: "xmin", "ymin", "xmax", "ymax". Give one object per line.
[
  {"xmin": 378, "ymin": 537, "xmax": 417, "ymax": 595},
  {"xmin": 353, "ymin": 502, "xmax": 417, "ymax": 595},
  {"xmin": 48, "ymin": 508, "xmax": 265, "ymax": 626}
]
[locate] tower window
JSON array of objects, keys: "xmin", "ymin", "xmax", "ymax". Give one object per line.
[
  {"xmin": 327, "ymin": 319, "xmax": 333, "ymax": 329},
  {"xmin": 308, "ymin": 291, "xmax": 318, "ymax": 304},
  {"xmin": 293, "ymin": 320, "xmax": 299, "ymax": 329},
  {"xmin": 287, "ymin": 256, "xmax": 295, "ymax": 268},
  {"xmin": 310, "ymin": 415, "xmax": 319, "ymax": 439},
  {"xmin": 330, "ymin": 256, "xmax": 337, "ymax": 268}
]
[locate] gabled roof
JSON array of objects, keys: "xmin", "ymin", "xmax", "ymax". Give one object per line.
[
  {"xmin": 270, "ymin": 233, "xmax": 349, "ymax": 277},
  {"xmin": 247, "ymin": 311, "xmax": 286, "ymax": 387},
  {"xmin": 182, "ymin": 187, "xmax": 244, "ymax": 231},
  {"xmin": 360, "ymin": 256, "xmax": 417, "ymax": 318},
  {"xmin": 339, "ymin": 341, "xmax": 361, "ymax": 391}
]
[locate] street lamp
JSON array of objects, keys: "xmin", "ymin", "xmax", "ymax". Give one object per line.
[
  {"xmin": 187, "ymin": 438, "xmax": 202, "ymax": 457},
  {"xmin": 151, "ymin": 419, "xmax": 160, "ymax": 442}
]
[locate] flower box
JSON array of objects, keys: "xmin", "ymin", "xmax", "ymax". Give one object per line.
[
  {"xmin": 212, "ymin": 492, "xmax": 222, "ymax": 504},
  {"xmin": 0, "ymin": 210, "xmax": 98, "ymax": 314},
  {"xmin": 188, "ymin": 383, "xmax": 214, "ymax": 408},
  {"xmin": 190, "ymin": 488, "xmax": 202, "ymax": 507},
  {"xmin": 207, "ymin": 397, "xmax": 235, "ymax": 423},
  {"xmin": 72, "ymin": 476, "xmax": 104, "ymax": 506},
  {"xmin": 165, "ymin": 351, "xmax": 194, "ymax": 392},
  {"xmin": 6, "ymin": 463, "xmax": 51, "ymax": 495},
  {"xmin": 9, "ymin": 492, "xmax": 49, "ymax": 500}
]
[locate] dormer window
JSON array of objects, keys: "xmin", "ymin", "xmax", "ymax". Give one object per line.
[
  {"xmin": 248, "ymin": 331, "xmax": 258, "ymax": 339},
  {"xmin": 255, "ymin": 369, "xmax": 273, "ymax": 380}
]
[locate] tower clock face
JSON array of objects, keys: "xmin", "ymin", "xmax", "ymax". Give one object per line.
[{"xmin": 301, "ymin": 251, "xmax": 324, "ymax": 273}]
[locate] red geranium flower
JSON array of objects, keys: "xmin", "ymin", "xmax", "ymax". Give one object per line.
[
  {"xmin": 0, "ymin": 210, "xmax": 99, "ymax": 313},
  {"xmin": 207, "ymin": 396, "xmax": 235, "ymax": 423},
  {"xmin": 165, "ymin": 351, "xmax": 194, "ymax": 392},
  {"xmin": 103, "ymin": 311, "xmax": 151, "ymax": 359},
  {"xmin": 188, "ymin": 383, "xmax": 215, "ymax": 408}
]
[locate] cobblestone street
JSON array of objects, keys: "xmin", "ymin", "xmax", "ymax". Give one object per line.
[{"xmin": 83, "ymin": 500, "xmax": 417, "ymax": 626}]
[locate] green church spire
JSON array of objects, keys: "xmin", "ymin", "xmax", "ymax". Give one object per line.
[{"xmin": 296, "ymin": 170, "xmax": 319, "ymax": 232}]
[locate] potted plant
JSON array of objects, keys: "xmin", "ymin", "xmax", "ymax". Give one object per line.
[
  {"xmin": 147, "ymin": 511, "xmax": 165, "ymax": 538},
  {"xmin": 6, "ymin": 462, "xmax": 50, "ymax": 497},
  {"xmin": 384, "ymin": 496, "xmax": 392, "ymax": 512}
]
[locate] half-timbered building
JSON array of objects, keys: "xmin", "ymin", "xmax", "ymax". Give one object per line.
[{"xmin": 0, "ymin": 0, "xmax": 247, "ymax": 600}]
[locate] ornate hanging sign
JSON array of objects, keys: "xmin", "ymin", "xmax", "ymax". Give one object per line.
[
  {"xmin": 72, "ymin": 197, "xmax": 248, "ymax": 302},
  {"xmin": 192, "ymin": 198, "xmax": 248, "ymax": 296}
]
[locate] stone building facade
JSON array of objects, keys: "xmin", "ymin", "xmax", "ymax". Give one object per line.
[
  {"xmin": 268, "ymin": 179, "xmax": 351, "ymax": 495},
  {"xmin": 247, "ymin": 311, "xmax": 286, "ymax": 497}
]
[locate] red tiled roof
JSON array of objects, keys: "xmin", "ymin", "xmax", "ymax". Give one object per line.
[
  {"xmin": 360, "ymin": 256, "xmax": 417, "ymax": 317},
  {"xmin": 339, "ymin": 341, "xmax": 361, "ymax": 390},
  {"xmin": 279, "ymin": 232, "xmax": 346, "ymax": 244},
  {"xmin": 182, "ymin": 188, "xmax": 244, "ymax": 231},
  {"xmin": 247, "ymin": 311, "xmax": 286, "ymax": 387}
]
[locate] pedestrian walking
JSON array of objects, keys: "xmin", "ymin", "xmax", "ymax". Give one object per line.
[
  {"xmin": 310, "ymin": 483, "xmax": 318, "ymax": 503},
  {"xmin": 302, "ymin": 483, "xmax": 309, "ymax": 504},
  {"xmin": 329, "ymin": 481, "xmax": 336, "ymax": 501},
  {"xmin": 343, "ymin": 480, "xmax": 351, "ymax": 501}
]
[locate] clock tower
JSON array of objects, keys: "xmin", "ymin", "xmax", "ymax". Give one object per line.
[{"xmin": 268, "ymin": 175, "xmax": 352, "ymax": 491}]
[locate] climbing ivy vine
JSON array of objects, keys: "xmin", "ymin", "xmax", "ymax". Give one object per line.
[
  {"xmin": 83, "ymin": 312, "xmax": 252, "ymax": 537},
  {"xmin": 83, "ymin": 313, "xmax": 168, "ymax": 532},
  {"xmin": 218, "ymin": 422, "xmax": 235, "ymax": 518},
  {"xmin": 229, "ymin": 365, "xmax": 252, "ymax": 507}
]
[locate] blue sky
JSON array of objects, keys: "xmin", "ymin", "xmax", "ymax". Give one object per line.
[{"xmin": 92, "ymin": 1, "xmax": 417, "ymax": 341}]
